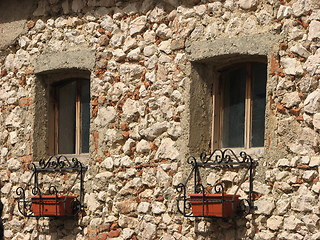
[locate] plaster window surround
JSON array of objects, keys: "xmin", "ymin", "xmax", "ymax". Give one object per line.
[
  {"xmin": 187, "ymin": 33, "xmax": 278, "ymax": 155},
  {"xmin": 32, "ymin": 49, "xmax": 95, "ymax": 159}
]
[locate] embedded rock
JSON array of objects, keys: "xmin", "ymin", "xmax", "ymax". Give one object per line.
[
  {"xmin": 137, "ymin": 202, "xmax": 150, "ymax": 213},
  {"xmin": 7, "ymin": 158, "xmax": 21, "ymax": 171},
  {"xmin": 140, "ymin": 122, "xmax": 168, "ymax": 140},
  {"xmin": 290, "ymin": 44, "xmax": 310, "ymax": 58},
  {"xmin": 122, "ymin": 228, "xmax": 134, "ymax": 240},
  {"xmin": 308, "ymin": 20, "xmax": 320, "ymax": 41},
  {"xmin": 156, "ymin": 167, "xmax": 170, "ymax": 187},
  {"xmin": 156, "ymin": 24, "xmax": 172, "ymax": 40},
  {"xmin": 95, "ymin": 171, "xmax": 113, "ymax": 180},
  {"xmin": 155, "ymin": 138, "xmax": 179, "ymax": 160},
  {"xmin": 277, "ymin": 158, "xmax": 290, "ymax": 167},
  {"xmin": 122, "ymin": 98, "xmax": 139, "ymax": 121},
  {"xmin": 291, "ymin": 193, "xmax": 316, "ymax": 212},
  {"xmin": 94, "ymin": 106, "xmax": 116, "ymax": 127},
  {"xmin": 282, "ymin": 92, "xmax": 301, "ymax": 108},
  {"xmin": 140, "ymin": 222, "xmax": 157, "ymax": 240},
  {"xmin": 172, "ymin": 172, "xmax": 183, "ymax": 187},
  {"xmin": 277, "ymin": 5, "xmax": 293, "ymax": 20},
  {"xmin": 238, "ymin": 0, "xmax": 257, "ymax": 10},
  {"xmin": 255, "ymin": 196, "xmax": 276, "ymax": 215},
  {"xmin": 129, "ymin": 16, "xmax": 147, "ymax": 36},
  {"xmin": 116, "ymin": 200, "xmax": 138, "ymax": 214},
  {"xmin": 267, "ymin": 216, "xmax": 283, "ymax": 231},
  {"xmin": 100, "ymin": 15, "xmax": 116, "ymax": 32},
  {"xmin": 127, "ymin": 48, "xmax": 140, "ymax": 61},
  {"xmin": 309, "ymin": 156, "xmax": 320, "ymax": 167},
  {"xmin": 101, "ymin": 157, "xmax": 114, "ymax": 170},
  {"xmin": 86, "ymin": 193, "xmax": 100, "ymax": 212},
  {"xmin": 123, "ymin": 138, "xmax": 135, "ymax": 155},
  {"xmin": 255, "ymin": 230, "xmax": 276, "ymax": 240},
  {"xmin": 283, "ymin": 215, "xmax": 303, "ymax": 231},
  {"xmin": 304, "ymin": 89, "xmax": 320, "ymax": 114},
  {"xmin": 304, "ymin": 48, "xmax": 320, "ymax": 75},
  {"xmin": 292, "ymin": 0, "xmax": 311, "ymax": 17},
  {"xmin": 113, "ymin": 48, "xmax": 126, "ymax": 61},
  {"xmin": 280, "ymin": 57, "xmax": 304, "ymax": 75},
  {"xmin": 151, "ymin": 201, "xmax": 166, "ymax": 214},
  {"xmin": 302, "ymin": 170, "xmax": 317, "ymax": 182}
]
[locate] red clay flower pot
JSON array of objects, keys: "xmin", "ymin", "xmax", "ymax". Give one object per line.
[
  {"xmin": 31, "ymin": 195, "xmax": 76, "ymax": 217},
  {"xmin": 189, "ymin": 193, "xmax": 240, "ymax": 217}
]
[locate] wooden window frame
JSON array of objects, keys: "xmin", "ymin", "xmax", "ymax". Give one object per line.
[
  {"xmin": 49, "ymin": 78, "xmax": 89, "ymax": 155},
  {"xmin": 211, "ymin": 62, "xmax": 266, "ymax": 150}
]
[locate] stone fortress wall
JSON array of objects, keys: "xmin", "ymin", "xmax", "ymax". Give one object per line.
[{"xmin": 0, "ymin": 0, "xmax": 320, "ymax": 239}]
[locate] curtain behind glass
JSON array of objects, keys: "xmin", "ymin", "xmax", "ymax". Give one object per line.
[
  {"xmin": 58, "ymin": 81, "xmax": 76, "ymax": 154},
  {"xmin": 251, "ymin": 63, "xmax": 266, "ymax": 147},
  {"xmin": 81, "ymin": 80, "xmax": 90, "ymax": 153},
  {"xmin": 222, "ymin": 68, "xmax": 246, "ymax": 148}
]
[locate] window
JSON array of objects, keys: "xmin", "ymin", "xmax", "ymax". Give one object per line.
[
  {"xmin": 51, "ymin": 78, "xmax": 90, "ymax": 155},
  {"xmin": 212, "ymin": 63, "xmax": 266, "ymax": 149}
]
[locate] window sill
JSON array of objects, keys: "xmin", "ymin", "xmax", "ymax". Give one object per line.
[
  {"xmin": 219, "ymin": 147, "xmax": 264, "ymax": 158},
  {"xmin": 57, "ymin": 154, "xmax": 90, "ymax": 164}
]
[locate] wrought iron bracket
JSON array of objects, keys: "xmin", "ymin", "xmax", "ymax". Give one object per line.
[
  {"xmin": 16, "ymin": 155, "xmax": 87, "ymax": 218},
  {"xmin": 176, "ymin": 149, "xmax": 258, "ymax": 218}
]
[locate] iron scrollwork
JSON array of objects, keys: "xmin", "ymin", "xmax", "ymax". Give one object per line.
[
  {"xmin": 176, "ymin": 149, "xmax": 258, "ymax": 218},
  {"xmin": 16, "ymin": 155, "xmax": 87, "ymax": 218}
]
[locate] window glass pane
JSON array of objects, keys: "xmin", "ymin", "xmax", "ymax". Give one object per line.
[
  {"xmin": 251, "ymin": 63, "xmax": 266, "ymax": 147},
  {"xmin": 222, "ymin": 67, "xmax": 246, "ymax": 148},
  {"xmin": 81, "ymin": 80, "xmax": 90, "ymax": 153},
  {"xmin": 58, "ymin": 81, "xmax": 76, "ymax": 154}
]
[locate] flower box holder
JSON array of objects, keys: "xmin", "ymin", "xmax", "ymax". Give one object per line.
[
  {"xmin": 176, "ymin": 149, "xmax": 257, "ymax": 218},
  {"xmin": 16, "ymin": 155, "xmax": 86, "ymax": 218}
]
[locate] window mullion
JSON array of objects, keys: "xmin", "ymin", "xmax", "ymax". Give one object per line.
[
  {"xmin": 75, "ymin": 81, "xmax": 81, "ymax": 155},
  {"xmin": 54, "ymin": 89, "xmax": 59, "ymax": 155},
  {"xmin": 245, "ymin": 64, "xmax": 252, "ymax": 149},
  {"xmin": 218, "ymin": 76, "xmax": 224, "ymax": 149},
  {"xmin": 212, "ymin": 72, "xmax": 221, "ymax": 150}
]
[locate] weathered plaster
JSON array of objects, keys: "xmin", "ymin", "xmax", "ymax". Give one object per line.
[
  {"xmin": 33, "ymin": 49, "xmax": 96, "ymax": 74},
  {"xmin": 188, "ymin": 33, "xmax": 277, "ymax": 157},
  {"xmin": 186, "ymin": 32, "xmax": 281, "ymax": 63}
]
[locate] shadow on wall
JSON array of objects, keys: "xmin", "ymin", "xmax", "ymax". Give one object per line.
[
  {"xmin": 0, "ymin": 200, "xmax": 3, "ymax": 240},
  {"xmin": 194, "ymin": 217, "xmax": 252, "ymax": 240},
  {"xmin": 48, "ymin": 218, "xmax": 79, "ymax": 240},
  {"xmin": 0, "ymin": 0, "xmax": 36, "ymax": 24}
]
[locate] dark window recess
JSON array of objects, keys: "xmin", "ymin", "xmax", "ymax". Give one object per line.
[
  {"xmin": 55, "ymin": 79, "xmax": 90, "ymax": 154},
  {"xmin": 217, "ymin": 63, "xmax": 266, "ymax": 148}
]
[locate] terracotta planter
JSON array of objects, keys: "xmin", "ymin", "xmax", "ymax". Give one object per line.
[
  {"xmin": 31, "ymin": 195, "xmax": 76, "ymax": 217},
  {"xmin": 189, "ymin": 193, "xmax": 240, "ymax": 217}
]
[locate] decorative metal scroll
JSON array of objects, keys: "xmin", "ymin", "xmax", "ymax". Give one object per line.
[
  {"xmin": 176, "ymin": 149, "xmax": 258, "ymax": 218},
  {"xmin": 16, "ymin": 155, "xmax": 87, "ymax": 218}
]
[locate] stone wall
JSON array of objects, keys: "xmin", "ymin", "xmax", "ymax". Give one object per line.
[{"xmin": 0, "ymin": 0, "xmax": 320, "ymax": 239}]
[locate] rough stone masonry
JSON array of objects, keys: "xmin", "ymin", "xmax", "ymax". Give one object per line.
[{"xmin": 0, "ymin": 0, "xmax": 320, "ymax": 239}]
